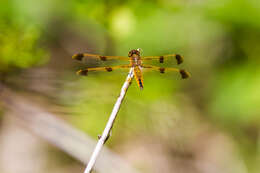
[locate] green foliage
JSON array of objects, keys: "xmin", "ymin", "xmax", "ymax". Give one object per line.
[
  {"xmin": 0, "ymin": 0, "xmax": 48, "ymax": 72},
  {"xmin": 0, "ymin": 24, "xmax": 48, "ymax": 71},
  {"xmin": 210, "ymin": 63, "xmax": 260, "ymax": 124}
]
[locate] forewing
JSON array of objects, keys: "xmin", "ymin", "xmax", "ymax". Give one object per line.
[
  {"xmin": 73, "ymin": 53, "xmax": 130, "ymax": 66},
  {"xmin": 76, "ymin": 65, "xmax": 131, "ymax": 76}
]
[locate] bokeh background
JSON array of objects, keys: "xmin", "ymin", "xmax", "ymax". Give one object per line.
[{"xmin": 0, "ymin": 0, "xmax": 260, "ymax": 173}]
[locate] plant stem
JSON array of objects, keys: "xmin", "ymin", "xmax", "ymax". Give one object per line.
[{"xmin": 84, "ymin": 68, "xmax": 134, "ymax": 173}]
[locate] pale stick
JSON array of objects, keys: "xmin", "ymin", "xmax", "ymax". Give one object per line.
[{"xmin": 84, "ymin": 68, "xmax": 134, "ymax": 173}]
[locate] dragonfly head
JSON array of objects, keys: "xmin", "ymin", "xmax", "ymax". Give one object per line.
[{"xmin": 128, "ymin": 49, "xmax": 141, "ymax": 57}]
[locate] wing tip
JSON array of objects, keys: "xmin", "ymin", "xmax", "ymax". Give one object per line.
[
  {"xmin": 72, "ymin": 53, "xmax": 84, "ymax": 61},
  {"xmin": 77, "ymin": 69, "xmax": 88, "ymax": 76},
  {"xmin": 180, "ymin": 69, "xmax": 190, "ymax": 79},
  {"xmin": 176, "ymin": 54, "xmax": 184, "ymax": 65}
]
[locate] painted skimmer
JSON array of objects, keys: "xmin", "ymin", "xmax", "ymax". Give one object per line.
[{"xmin": 72, "ymin": 48, "xmax": 190, "ymax": 89}]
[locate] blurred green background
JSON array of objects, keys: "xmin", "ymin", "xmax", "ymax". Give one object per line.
[{"xmin": 0, "ymin": 0, "xmax": 260, "ymax": 173}]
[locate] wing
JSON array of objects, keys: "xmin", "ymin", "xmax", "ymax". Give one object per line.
[
  {"xmin": 141, "ymin": 54, "xmax": 183, "ymax": 65},
  {"xmin": 72, "ymin": 53, "xmax": 129, "ymax": 62},
  {"xmin": 141, "ymin": 65, "xmax": 190, "ymax": 79},
  {"xmin": 76, "ymin": 65, "xmax": 131, "ymax": 76}
]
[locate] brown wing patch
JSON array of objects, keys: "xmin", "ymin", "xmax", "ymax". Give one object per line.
[
  {"xmin": 179, "ymin": 69, "xmax": 190, "ymax": 79},
  {"xmin": 105, "ymin": 67, "xmax": 113, "ymax": 72},
  {"xmin": 100, "ymin": 56, "xmax": 107, "ymax": 61},
  {"xmin": 77, "ymin": 69, "xmax": 88, "ymax": 76},
  {"xmin": 72, "ymin": 53, "xmax": 84, "ymax": 61},
  {"xmin": 159, "ymin": 56, "xmax": 164, "ymax": 63},
  {"xmin": 159, "ymin": 67, "xmax": 165, "ymax": 73},
  {"xmin": 175, "ymin": 54, "xmax": 183, "ymax": 65}
]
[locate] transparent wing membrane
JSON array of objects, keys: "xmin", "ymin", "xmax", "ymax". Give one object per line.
[
  {"xmin": 73, "ymin": 53, "xmax": 129, "ymax": 62},
  {"xmin": 141, "ymin": 54, "xmax": 184, "ymax": 65},
  {"xmin": 76, "ymin": 65, "xmax": 131, "ymax": 76},
  {"xmin": 141, "ymin": 65, "xmax": 190, "ymax": 79},
  {"xmin": 73, "ymin": 53, "xmax": 130, "ymax": 68}
]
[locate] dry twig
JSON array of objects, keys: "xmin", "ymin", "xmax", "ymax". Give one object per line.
[{"xmin": 84, "ymin": 68, "xmax": 134, "ymax": 173}]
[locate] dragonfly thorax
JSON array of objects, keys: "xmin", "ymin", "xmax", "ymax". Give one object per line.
[{"xmin": 130, "ymin": 57, "xmax": 142, "ymax": 68}]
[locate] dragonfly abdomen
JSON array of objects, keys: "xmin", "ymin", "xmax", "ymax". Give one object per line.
[{"xmin": 133, "ymin": 66, "xmax": 143, "ymax": 90}]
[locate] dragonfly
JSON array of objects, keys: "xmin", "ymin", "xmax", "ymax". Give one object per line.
[{"xmin": 72, "ymin": 48, "xmax": 190, "ymax": 90}]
